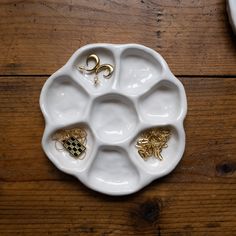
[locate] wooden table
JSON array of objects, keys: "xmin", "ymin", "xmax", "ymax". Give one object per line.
[{"xmin": 0, "ymin": 1, "xmax": 235, "ymax": 235}]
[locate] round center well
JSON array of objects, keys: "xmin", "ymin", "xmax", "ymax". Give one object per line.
[{"xmin": 90, "ymin": 95, "xmax": 138, "ymax": 143}]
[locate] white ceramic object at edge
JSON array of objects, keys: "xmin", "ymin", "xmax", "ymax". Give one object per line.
[
  {"xmin": 40, "ymin": 43, "xmax": 187, "ymax": 196},
  {"xmin": 227, "ymin": 0, "xmax": 236, "ymax": 34}
]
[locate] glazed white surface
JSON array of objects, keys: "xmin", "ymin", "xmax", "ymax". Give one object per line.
[
  {"xmin": 227, "ymin": 0, "xmax": 236, "ymax": 34},
  {"xmin": 40, "ymin": 43, "xmax": 187, "ymax": 196}
]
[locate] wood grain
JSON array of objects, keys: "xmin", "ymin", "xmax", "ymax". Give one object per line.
[
  {"xmin": 0, "ymin": 0, "xmax": 236, "ymax": 235},
  {"xmin": 0, "ymin": 76, "xmax": 235, "ymax": 235},
  {"xmin": 0, "ymin": 181, "xmax": 235, "ymax": 235},
  {"xmin": 0, "ymin": 0, "xmax": 236, "ymax": 76}
]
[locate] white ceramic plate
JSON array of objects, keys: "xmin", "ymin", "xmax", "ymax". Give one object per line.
[
  {"xmin": 227, "ymin": 0, "xmax": 236, "ymax": 34},
  {"xmin": 40, "ymin": 43, "xmax": 187, "ymax": 196}
]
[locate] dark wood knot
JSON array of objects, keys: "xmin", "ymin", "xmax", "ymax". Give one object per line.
[
  {"xmin": 216, "ymin": 161, "xmax": 236, "ymax": 176},
  {"xmin": 133, "ymin": 199, "xmax": 162, "ymax": 223}
]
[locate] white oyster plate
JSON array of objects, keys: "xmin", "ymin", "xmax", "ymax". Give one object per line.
[
  {"xmin": 40, "ymin": 43, "xmax": 187, "ymax": 196},
  {"xmin": 227, "ymin": 0, "xmax": 236, "ymax": 33}
]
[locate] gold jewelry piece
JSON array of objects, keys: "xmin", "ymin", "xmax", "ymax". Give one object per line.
[
  {"xmin": 95, "ymin": 64, "xmax": 114, "ymax": 78},
  {"xmin": 62, "ymin": 136, "xmax": 86, "ymax": 158},
  {"xmin": 136, "ymin": 128, "xmax": 171, "ymax": 161},
  {"xmin": 78, "ymin": 54, "xmax": 100, "ymax": 73},
  {"xmin": 52, "ymin": 128, "xmax": 87, "ymax": 159},
  {"xmin": 78, "ymin": 53, "xmax": 114, "ymax": 86}
]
